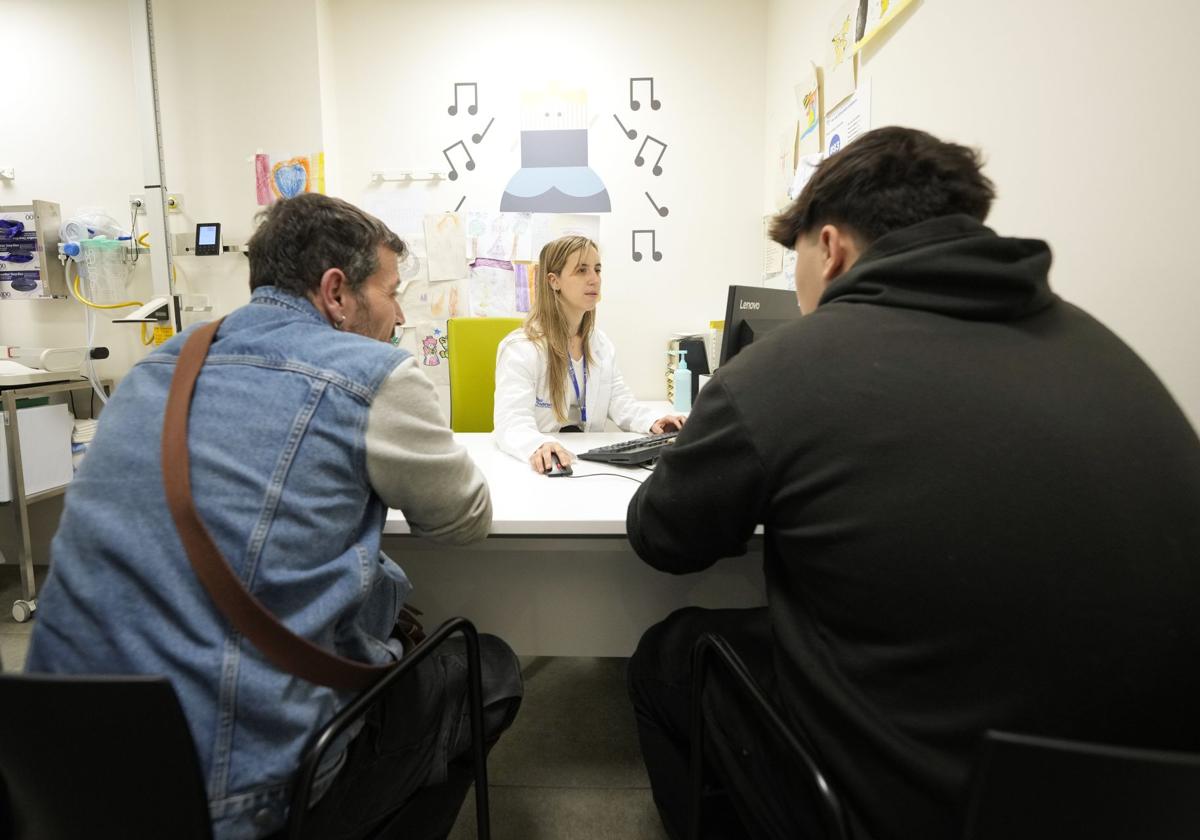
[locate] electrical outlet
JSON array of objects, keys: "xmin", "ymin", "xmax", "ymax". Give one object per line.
[
  {"xmin": 166, "ymin": 193, "xmax": 184, "ymax": 213},
  {"xmin": 129, "ymin": 194, "xmax": 146, "ymax": 215}
]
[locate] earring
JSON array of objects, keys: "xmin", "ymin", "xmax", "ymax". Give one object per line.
[{"xmin": 336, "ymin": 315, "xmax": 346, "ymax": 329}]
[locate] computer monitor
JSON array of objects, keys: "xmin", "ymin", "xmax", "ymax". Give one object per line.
[{"xmin": 718, "ymin": 285, "xmax": 800, "ymax": 367}]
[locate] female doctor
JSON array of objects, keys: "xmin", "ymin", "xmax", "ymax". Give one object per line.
[{"xmin": 494, "ymin": 235, "xmax": 685, "ymax": 473}]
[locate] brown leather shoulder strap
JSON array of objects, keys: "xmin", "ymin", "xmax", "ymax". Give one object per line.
[{"xmin": 161, "ymin": 318, "xmax": 391, "ymax": 692}]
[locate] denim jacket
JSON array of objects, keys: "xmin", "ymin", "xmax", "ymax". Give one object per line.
[{"xmin": 27, "ymin": 287, "xmax": 420, "ymax": 838}]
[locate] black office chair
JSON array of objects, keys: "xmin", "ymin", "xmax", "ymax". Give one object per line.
[
  {"xmin": 963, "ymin": 730, "xmax": 1200, "ymax": 840},
  {"xmin": 287, "ymin": 616, "xmax": 491, "ymax": 839},
  {"xmin": 0, "ymin": 617, "xmax": 491, "ymax": 840},
  {"xmin": 0, "ymin": 673, "xmax": 214, "ymax": 840},
  {"xmin": 688, "ymin": 632, "xmax": 850, "ymax": 840}
]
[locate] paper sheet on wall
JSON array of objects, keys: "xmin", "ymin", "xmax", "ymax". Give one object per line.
[
  {"xmin": 854, "ymin": 0, "xmax": 917, "ymax": 53},
  {"xmin": 529, "ymin": 214, "xmax": 602, "ymax": 261},
  {"xmin": 514, "ymin": 263, "xmax": 537, "ymax": 313},
  {"xmin": 773, "ymin": 124, "xmax": 799, "ymax": 210},
  {"xmin": 423, "ymin": 213, "xmax": 467, "ymax": 282},
  {"xmin": 824, "ymin": 2, "xmax": 858, "ymax": 113},
  {"xmin": 763, "ymin": 215, "xmax": 784, "ymax": 275},
  {"xmin": 788, "ymin": 153, "xmax": 824, "ymax": 203},
  {"xmin": 825, "ymin": 78, "xmax": 872, "ymax": 156},
  {"xmin": 466, "ymin": 212, "xmax": 534, "ymax": 262},
  {"xmin": 401, "ymin": 276, "xmax": 463, "ymax": 322},
  {"xmin": 469, "ymin": 258, "xmax": 519, "ymax": 317},
  {"xmin": 765, "ymin": 249, "xmax": 798, "ymax": 292},
  {"xmin": 414, "ymin": 320, "xmax": 450, "ymax": 384},
  {"xmin": 795, "ymin": 62, "xmax": 822, "ymax": 157},
  {"xmin": 361, "ymin": 193, "xmax": 428, "ymax": 239}
]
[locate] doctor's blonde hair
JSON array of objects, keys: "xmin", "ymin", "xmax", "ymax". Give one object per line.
[{"xmin": 524, "ymin": 235, "xmax": 598, "ymax": 423}]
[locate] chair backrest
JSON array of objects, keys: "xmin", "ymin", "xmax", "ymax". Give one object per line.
[
  {"xmin": 963, "ymin": 730, "xmax": 1200, "ymax": 840},
  {"xmin": 690, "ymin": 633, "xmax": 849, "ymax": 840},
  {"xmin": 447, "ymin": 317, "xmax": 524, "ymax": 432},
  {"xmin": 0, "ymin": 673, "xmax": 213, "ymax": 840}
]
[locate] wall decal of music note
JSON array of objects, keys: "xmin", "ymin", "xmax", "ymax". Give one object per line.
[
  {"xmin": 471, "ymin": 117, "xmax": 495, "ymax": 144},
  {"xmin": 645, "ymin": 192, "xmax": 669, "ymax": 217},
  {"xmin": 447, "ymin": 82, "xmax": 478, "ymax": 116},
  {"xmin": 612, "ymin": 114, "xmax": 637, "ymax": 140},
  {"xmin": 454, "ymin": 195, "xmax": 466, "ymax": 212},
  {"xmin": 634, "ymin": 135, "xmax": 668, "ymax": 176},
  {"xmin": 442, "ymin": 140, "xmax": 475, "ymax": 181},
  {"xmin": 631, "ymin": 229, "xmax": 662, "ymax": 262},
  {"xmin": 629, "ymin": 76, "xmax": 661, "ymax": 111}
]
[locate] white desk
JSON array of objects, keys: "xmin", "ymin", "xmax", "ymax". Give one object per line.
[{"xmin": 382, "ymin": 433, "xmax": 766, "ymax": 656}]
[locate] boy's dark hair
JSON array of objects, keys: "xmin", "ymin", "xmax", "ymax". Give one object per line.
[
  {"xmin": 769, "ymin": 126, "xmax": 996, "ymax": 248},
  {"xmin": 247, "ymin": 193, "xmax": 406, "ymax": 296}
]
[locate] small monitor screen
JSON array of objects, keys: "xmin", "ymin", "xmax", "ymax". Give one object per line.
[{"xmin": 197, "ymin": 225, "xmax": 217, "ymax": 246}]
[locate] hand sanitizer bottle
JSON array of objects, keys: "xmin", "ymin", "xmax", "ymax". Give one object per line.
[{"xmin": 669, "ymin": 350, "xmax": 692, "ymax": 412}]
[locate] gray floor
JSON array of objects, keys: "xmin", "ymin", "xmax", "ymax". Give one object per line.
[{"xmin": 0, "ymin": 565, "xmax": 669, "ymax": 839}]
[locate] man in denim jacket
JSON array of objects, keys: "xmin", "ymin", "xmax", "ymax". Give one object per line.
[{"xmin": 26, "ymin": 194, "xmax": 522, "ymax": 840}]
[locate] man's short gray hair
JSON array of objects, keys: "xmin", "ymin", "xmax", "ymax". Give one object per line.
[{"xmin": 247, "ymin": 193, "xmax": 406, "ymax": 296}]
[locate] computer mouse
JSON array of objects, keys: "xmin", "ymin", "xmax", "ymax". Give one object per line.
[{"xmin": 546, "ymin": 452, "xmax": 573, "ymax": 477}]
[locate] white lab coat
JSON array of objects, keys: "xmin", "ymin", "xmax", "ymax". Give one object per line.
[{"xmin": 493, "ymin": 328, "xmax": 662, "ymax": 459}]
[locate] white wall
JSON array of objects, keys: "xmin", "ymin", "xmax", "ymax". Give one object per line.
[
  {"xmin": 7, "ymin": 0, "xmax": 766, "ymax": 408},
  {"xmin": 152, "ymin": 0, "xmax": 327, "ymax": 327},
  {"xmin": 765, "ymin": 0, "xmax": 1200, "ymax": 429},
  {"xmin": 325, "ymin": 0, "xmax": 767, "ymax": 401},
  {"xmin": 1, "ymin": 0, "xmax": 334, "ymax": 387},
  {"xmin": 0, "ymin": 0, "xmax": 152, "ymax": 382}
]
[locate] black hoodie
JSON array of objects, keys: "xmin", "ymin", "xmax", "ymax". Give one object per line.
[{"xmin": 628, "ymin": 215, "xmax": 1200, "ymax": 840}]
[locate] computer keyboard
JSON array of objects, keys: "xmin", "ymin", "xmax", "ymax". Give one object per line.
[{"xmin": 577, "ymin": 432, "xmax": 679, "ymax": 466}]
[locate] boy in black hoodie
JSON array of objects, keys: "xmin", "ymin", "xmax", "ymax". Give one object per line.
[{"xmin": 626, "ymin": 127, "xmax": 1200, "ymax": 840}]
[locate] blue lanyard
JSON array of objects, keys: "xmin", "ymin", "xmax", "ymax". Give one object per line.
[{"xmin": 566, "ymin": 355, "xmax": 588, "ymax": 423}]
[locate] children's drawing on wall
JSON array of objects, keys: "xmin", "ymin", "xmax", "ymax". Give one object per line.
[
  {"xmin": 255, "ymin": 152, "xmax": 326, "ymax": 205},
  {"xmin": 416, "ymin": 322, "xmax": 450, "ymax": 384},
  {"xmin": 423, "ymin": 213, "xmax": 468, "ymax": 282},
  {"xmin": 399, "ymin": 248, "xmax": 425, "ymax": 286},
  {"xmin": 429, "ymin": 283, "xmax": 461, "ymax": 319},
  {"xmin": 501, "ymin": 85, "xmax": 610, "ymax": 213},
  {"xmin": 796, "ymin": 62, "xmax": 822, "ymax": 157},
  {"xmin": 824, "ymin": 2, "xmax": 857, "ymax": 112},
  {"xmin": 514, "ymin": 263, "xmax": 537, "ymax": 313},
  {"xmin": 468, "ymin": 258, "xmax": 518, "ymax": 317},
  {"xmin": 467, "ymin": 212, "xmax": 534, "ymax": 262},
  {"xmin": 421, "ymin": 328, "xmax": 448, "ymax": 365}
]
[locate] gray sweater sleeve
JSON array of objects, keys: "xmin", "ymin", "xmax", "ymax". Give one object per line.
[{"xmin": 365, "ymin": 358, "xmax": 492, "ymax": 544}]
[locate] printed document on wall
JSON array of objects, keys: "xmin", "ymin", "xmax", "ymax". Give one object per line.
[
  {"xmin": 825, "ymin": 78, "xmax": 872, "ymax": 156},
  {"xmin": 763, "ymin": 215, "xmax": 784, "ymax": 276}
]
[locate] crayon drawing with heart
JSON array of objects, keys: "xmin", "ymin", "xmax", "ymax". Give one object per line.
[{"xmin": 255, "ymin": 152, "xmax": 327, "ymax": 205}]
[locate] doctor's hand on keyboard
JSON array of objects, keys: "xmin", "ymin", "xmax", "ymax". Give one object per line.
[{"xmin": 650, "ymin": 414, "xmax": 687, "ymax": 434}]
